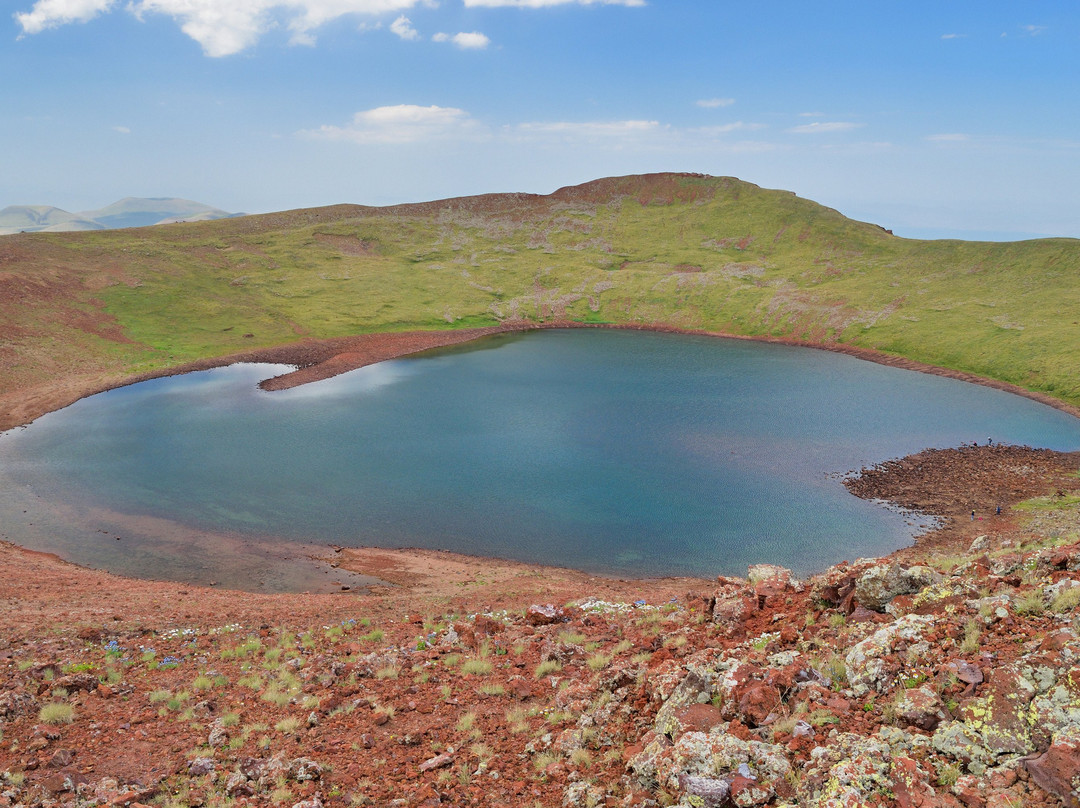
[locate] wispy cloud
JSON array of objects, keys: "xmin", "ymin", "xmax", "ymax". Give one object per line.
[
  {"xmin": 926, "ymin": 133, "xmax": 970, "ymax": 142},
  {"xmin": 301, "ymin": 104, "xmax": 485, "ymax": 145},
  {"xmin": 390, "ymin": 15, "xmax": 419, "ymax": 41},
  {"xmin": 513, "ymin": 120, "xmax": 662, "ymax": 140},
  {"xmin": 690, "ymin": 122, "xmax": 766, "ymax": 136},
  {"xmin": 941, "ymin": 33, "xmax": 966, "ymax": 40},
  {"xmin": 433, "ymin": 31, "xmax": 491, "ymax": 49},
  {"xmin": 696, "ymin": 98, "xmax": 734, "ymax": 109},
  {"xmin": 1022, "ymin": 24, "xmax": 1047, "ymax": 36},
  {"xmin": 787, "ymin": 121, "xmax": 863, "ymax": 134},
  {"xmin": 302, "ymin": 106, "xmax": 889, "ymax": 156},
  {"xmin": 112, "ymin": 125, "xmax": 131, "ymax": 134},
  {"xmin": 15, "ymin": 0, "xmax": 117, "ymax": 34},
  {"xmin": 15, "ymin": 0, "xmax": 430, "ymax": 56}
]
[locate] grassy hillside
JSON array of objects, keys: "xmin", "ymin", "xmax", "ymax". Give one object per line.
[{"xmin": 2, "ymin": 172, "xmax": 1079, "ymax": 411}]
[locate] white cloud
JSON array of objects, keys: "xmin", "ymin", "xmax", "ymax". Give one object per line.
[
  {"xmin": 433, "ymin": 31, "xmax": 489, "ymax": 48},
  {"xmin": 464, "ymin": 0, "xmax": 643, "ymax": 6},
  {"xmin": 301, "ymin": 104, "xmax": 484, "ymax": 144},
  {"xmin": 1022, "ymin": 24, "xmax": 1047, "ymax": 36},
  {"xmin": 452, "ymin": 31, "xmax": 489, "ymax": 48},
  {"xmin": 15, "ymin": 0, "xmax": 116, "ymax": 34},
  {"xmin": 690, "ymin": 122, "xmax": 766, "ymax": 136},
  {"xmin": 113, "ymin": 125, "xmax": 131, "ymax": 134},
  {"xmin": 515, "ymin": 120, "xmax": 662, "ymax": 140},
  {"xmin": 788, "ymin": 121, "xmax": 863, "ymax": 134},
  {"xmin": 941, "ymin": 33, "xmax": 966, "ymax": 40},
  {"xmin": 926, "ymin": 133, "xmax": 970, "ymax": 142},
  {"xmin": 16, "ymin": 0, "xmax": 428, "ymax": 56},
  {"xmin": 390, "ymin": 14, "xmax": 418, "ymax": 39},
  {"xmin": 696, "ymin": 98, "xmax": 734, "ymax": 109}
]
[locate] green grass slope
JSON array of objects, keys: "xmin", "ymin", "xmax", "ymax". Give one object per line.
[{"xmin": 2, "ymin": 172, "xmax": 1078, "ymax": 411}]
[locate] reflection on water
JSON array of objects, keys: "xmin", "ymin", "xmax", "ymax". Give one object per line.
[{"xmin": 2, "ymin": 329, "xmax": 1080, "ymax": 589}]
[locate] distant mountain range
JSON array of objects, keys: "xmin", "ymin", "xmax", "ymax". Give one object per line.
[{"xmin": 0, "ymin": 197, "xmax": 244, "ymax": 235}]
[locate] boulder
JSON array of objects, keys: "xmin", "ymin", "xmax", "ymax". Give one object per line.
[
  {"xmin": 736, "ymin": 682, "xmax": 782, "ymax": 728},
  {"xmin": 893, "ymin": 685, "xmax": 947, "ymax": 731},
  {"xmin": 677, "ymin": 773, "xmax": 731, "ymax": 808},
  {"xmin": 653, "ymin": 670, "xmax": 715, "ymax": 737},
  {"xmin": 845, "ymin": 614, "xmax": 935, "ymax": 695},
  {"xmin": 712, "ymin": 594, "xmax": 752, "ymax": 634},
  {"xmin": 672, "ymin": 702, "xmax": 726, "ymax": 735},
  {"xmin": 794, "ymin": 732, "xmax": 893, "ymax": 807},
  {"xmin": 526, "ymin": 604, "xmax": 565, "ymax": 625},
  {"xmin": 933, "ymin": 666, "xmax": 1037, "ymax": 765},
  {"xmin": 188, "ymin": 757, "xmax": 216, "ymax": 777},
  {"xmin": 854, "ymin": 563, "xmax": 942, "ymax": 612},
  {"xmin": 653, "ymin": 730, "xmax": 790, "ymax": 801},
  {"xmin": 748, "ymin": 564, "xmax": 796, "ymax": 602},
  {"xmin": 1025, "ymin": 726, "xmax": 1080, "ymax": 808}
]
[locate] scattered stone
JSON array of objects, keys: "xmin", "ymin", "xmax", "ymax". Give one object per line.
[
  {"xmin": 677, "ymin": 773, "xmax": 730, "ymax": 807},
  {"xmin": 47, "ymin": 748, "xmax": 75, "ymax": 768},
  {"xmin": 419, "ymin": 752, "xmax": 453, "ymax": 773},
  {"xmin": 526, "ymin": 604, "xmax": 564, "ymax": 625},
  {"xmin": 188, "ymin": 757, "xmax": 216, "ymax": 777}
]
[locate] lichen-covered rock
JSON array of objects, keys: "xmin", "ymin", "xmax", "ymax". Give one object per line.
[
  {"xmin": 796, "ymin": 733, "xmax": 893, "ymax": 807},
  {"xmin": 628, "ymin": 731, "xmax": 673, "ymax": 791},
  {"xmin": 854, "ymin": 564, "xmax": 942, "ymax": 612},
  {"xmin": 653, "ymin": 730, "xmax": 790, "ymax": 802},
  {"xmin": 224, "ymin": 770, "xmax": 253, "ymax": 797},
  {"xmin": 845, "ymin": 614, "xmax": 935, "ymax": 695},
  {"xmin": 932, "ymin": 666, "xmax": 1037, "ymax": 766},
  {"xmin": 1030, "ymin": 665, "xmax": 1080, "ymax": 748},
  {"xmin": 653, "ymin": 670, "xmax": 717, "ymax": 736},
  {"xmin": 894, "ymin": 684, "xmax": 947, "ymax": 731},
  {"xmin": 670, "ymin": 703, "xmax": 727, "ymax": 736},
  {"xmin": 747, "ymin": 564, "xmax": 792, "ymax": 587},
  {"xmin": 888, "ymin": 755, "xmax": 941, "ymax": 808},
  {"xmin": 730, "ymin": 773, "xmax": 773, "ymax": 806},
  {"xmin": 713, "ymin": 593, "xmax": 752, "ymax": 634},
  {"xmin": 564, "ymin": 780, "xmax": 606, "ymax": 808},
  {"xmin": 1025, "ymin": 724, "xmax": 1080, "ymax": 807},
  {"xmin": 748, "ymin": 564, "xmax": 798, "ymax": 601},
  {"xmin": 677, "ymin": 773, "xmax": 730, "ymax": 808}
]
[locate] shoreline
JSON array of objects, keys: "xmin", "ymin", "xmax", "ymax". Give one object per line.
[
  {"xmin": 2, "ymin": 322, "xmax": 1079, "ymax": 597},
  {"xmin": 2, "ymin": 320, "xmax": 1080, "ymax": 434}
]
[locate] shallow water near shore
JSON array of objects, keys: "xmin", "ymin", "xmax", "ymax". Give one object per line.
[{"xmin": 3, "ymin": 329, "xmax": 1080, "ymax": 589}]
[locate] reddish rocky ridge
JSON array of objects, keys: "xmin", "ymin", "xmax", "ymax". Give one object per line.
[{"xmin": 2, "ymin": 445, "xmax": 1080, "ymax": 807}]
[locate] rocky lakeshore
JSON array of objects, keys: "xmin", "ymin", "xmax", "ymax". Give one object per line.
[{"xmin": 0, "ymin": 445, "xmax": 1078, "ymax": 807}]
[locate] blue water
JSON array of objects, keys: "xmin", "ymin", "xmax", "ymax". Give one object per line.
[{"xmin": 3, "ymin": 329, "xmax": 1080, "ymax": 583}]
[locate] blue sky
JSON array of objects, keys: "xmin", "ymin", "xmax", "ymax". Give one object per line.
[{"xmin": 5, "ymin": 0, "xmax": 1079, "ymax": 239}]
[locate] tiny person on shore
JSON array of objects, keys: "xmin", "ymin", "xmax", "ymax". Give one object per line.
[{"xmin": 971, "ymin": 510, "xmax": 976, "ymax": 521}]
